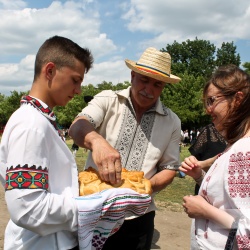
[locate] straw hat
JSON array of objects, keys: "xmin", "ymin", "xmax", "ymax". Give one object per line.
[{"xmin": 125, "ymin": 47, "xmax": 181, "ymax": 84}]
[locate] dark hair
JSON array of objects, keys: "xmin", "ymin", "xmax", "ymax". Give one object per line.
[
  {"xmin": 34, "ymin": 35, "xmax": 94, "ymax": 81},
  {"xmin": 203, "ymin": 64, "xmax": 250, "ymax": 144}
]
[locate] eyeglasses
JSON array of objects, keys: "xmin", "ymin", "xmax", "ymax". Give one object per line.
[{"xmin": 204, "ymin": 95, "xmax": 224, "ymax": 108}]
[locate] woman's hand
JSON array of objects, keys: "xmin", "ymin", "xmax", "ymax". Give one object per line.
[
  {"xmin": 179, "ymin": 155, "xmax": 202, "ymax": 179},
  {"xmin": 182, "ymin": 195, "xmax": 210, "ymax": 219},
  {"xmin": 183, "ymin": 195, "xmax": 235, "ymax": 229}
]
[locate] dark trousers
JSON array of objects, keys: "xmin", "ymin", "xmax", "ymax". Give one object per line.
[{"xmin": 102, "ymin": 211, "xmax": 155, "ymax": 250}]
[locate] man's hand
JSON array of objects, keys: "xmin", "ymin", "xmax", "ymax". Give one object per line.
[
  {"xmin": 91, "ymin": 138, "xmax": 122, "ymax": 185},
  {"xmin": 69, "ymin": 117, "xmax": 122, "ymax": 185}
]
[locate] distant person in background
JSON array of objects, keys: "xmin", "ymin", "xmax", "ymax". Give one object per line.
[
  {"xmin": 189, "ymin": 129, "xmax": 196, "ymax": 145},
  {"xmin": 183, "ymin": 129, "xmax": 190, "ymax": 145},
  {"xmin": 71, "ymin": 142, "xmax": 79, "ymax": 158},
  {"xmin": 196, "ymin": 129, "xmax": 200, "ymax": 138},
  {"xmin": 180, "ymin": 64, "xmax": 250, "ymax": 249},
  {"xmin": 178, "ymin": 129, "xmax": 186, "ymax": 178}
]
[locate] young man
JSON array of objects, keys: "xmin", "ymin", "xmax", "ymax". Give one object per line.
[
  {"xmin": 0, "ymin": 36, "xmax": 94, "ymax": 250},
  {"xmin": 69, "ymin": 47, "xmax": 182, "ymax": 250}
]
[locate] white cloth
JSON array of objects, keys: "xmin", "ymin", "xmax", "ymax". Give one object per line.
[
  {"xmin": 77, "ymin": 87, "xmax": 181, "ymax": 213},
  {"xmin": 1, "ymin": 101, "xmax": 79, "ymax": 250},
  {"xmin": 195, "ymin": 137, "xmax": 250, "ymax": 250},
  {"xmin": 76, "ymin": 188, "xmax": 151, "ymax": 250}
]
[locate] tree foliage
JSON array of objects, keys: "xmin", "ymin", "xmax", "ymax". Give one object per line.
[
  {"xmin": 162, "ymin": 38, "xmax": 241, "ymax": 130},
  {"xmin": 162, "ymin": 72, "xmax": 211, "ymax": 129},
  {"xmin": 216, "ymin": 42, "xmax": 241, "ymax": 67},
  {"xmin": 0, "ymin": 38, "xmax": 246, "ymax": 131},
  {"xmin": 162, "ymin": 38, "xmax": 216, "ymax": 78},
  {"xmin": 0, "ymin": 91, "xmax": 28, "ymax": 125},
  {"xmin": 242, "ymin": 62, "xmax": 250, "ymax": 74},
  {"xmin": 53, "ymin": 82, "xmax": 130, "ymax": 127}
]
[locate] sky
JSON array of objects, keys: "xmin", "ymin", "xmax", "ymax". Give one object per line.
[{"xmin": 1, "ymin": 0, "xmax": 250, "ymax": 96}]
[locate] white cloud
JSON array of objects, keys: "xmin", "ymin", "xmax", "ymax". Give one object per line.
[
  {"xmin": 0, "ymin": 1, "xmax": 116, "ymax": 58},
  {"xmin": 84, "ymin": 59, "xmax": 131, "ymax": 86},
  {"xmin": 1, "ymin": 0, "xmax": 250, "ymax": 95},
  {"xmin": 0, "ymin": 0, "xmax": 26, "ymax": 9},
  {"xmin": 0, "ymin": 55, "xmax": 34, "ymax": 91},
  {"xmin": 0, "ymin": 0, "xmax": 119, "ymax": 95},
  {"xmin": 122, "ymin": 0, "xmax": 250, "ymax": 49}
]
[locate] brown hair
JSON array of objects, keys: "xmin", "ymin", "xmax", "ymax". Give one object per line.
[
  {"xmin": 203, "ymin": 64, "xmax": 250, "ymax": 144},
  {"xmin": 34, "ymin": 35, "xmax": 94, "ymax": 81}
]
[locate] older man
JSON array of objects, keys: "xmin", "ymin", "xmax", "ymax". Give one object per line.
[{"xmin": 69, "ymin": 47, "xmax": 181, "ymax": 250}]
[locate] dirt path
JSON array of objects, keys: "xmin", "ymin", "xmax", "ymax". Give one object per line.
[{"xmin": 0, "ymin": 187, "xmax": 191, "ymax": 250}]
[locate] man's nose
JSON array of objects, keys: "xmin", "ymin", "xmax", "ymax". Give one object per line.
[{"xmin": 75, "ymin": 84, "xmax": 82, "ymax": 95}]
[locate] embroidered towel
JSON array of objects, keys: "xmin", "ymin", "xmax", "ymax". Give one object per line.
[{"xmin": 75, "ymin": 188, "xmax": 151, "ymax": 250}]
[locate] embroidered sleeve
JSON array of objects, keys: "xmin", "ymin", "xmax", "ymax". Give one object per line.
[
  {"xmin": 5, "ymin": 164, "xmax": 48, "ymax": 192},
  {"xmin": 226, "ymin": 151, "xmax": 250, "ymax": 249},
  {"xmin": 3, "ymin": 124, "xmax": 78, "ymax": 235}
]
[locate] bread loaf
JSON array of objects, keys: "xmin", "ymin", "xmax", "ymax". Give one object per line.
[{"xmin": 79, "ymin": 167, "xmax": 152, "ymax": 196}]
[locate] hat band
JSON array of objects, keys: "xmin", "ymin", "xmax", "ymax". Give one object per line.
[{"xmin": 135, "ymin": 63, "xmax": 170, "ymax": 77}]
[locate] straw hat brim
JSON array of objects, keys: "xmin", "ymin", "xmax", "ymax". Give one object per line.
[{"xmin": 125, "ymin": 59, "xmax": 181, "ymax": 84}]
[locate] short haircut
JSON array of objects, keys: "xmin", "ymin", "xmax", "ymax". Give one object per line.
[{"xmin": 34, "ymin": 35, "xmax": 94, "ymax": 81}]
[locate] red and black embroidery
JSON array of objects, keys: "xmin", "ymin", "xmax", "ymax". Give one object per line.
[
  {"xmin": 20, "ymin": 95, "xmax": 64, "ymax": 139},
  {"xmin": 5, "ymin": 164, "xmax": 49, "ymax": 191}
]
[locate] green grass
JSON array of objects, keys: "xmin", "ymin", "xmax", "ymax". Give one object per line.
[
  {"xmin": 67, "ymin": 139, "xmax": 88, "ymax": 172},
  {"xmin": 66, "ymin": 139, "xmax": 195, "ymax": 210},
  {"xmin": 155, "ymin": 146, "xmax": 195, "ymax": 206}
]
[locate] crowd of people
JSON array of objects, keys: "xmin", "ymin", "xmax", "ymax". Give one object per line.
[{"xmin": 0, "ymin": 35, "xmax": 249, "ymax": 250}]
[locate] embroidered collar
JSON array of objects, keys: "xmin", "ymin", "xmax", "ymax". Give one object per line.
[{"xmin": 20, "ymin": 95, "xmax": 60, "ymax": 135}]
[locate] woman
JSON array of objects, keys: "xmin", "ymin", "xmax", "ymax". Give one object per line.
[{"xmin": 179, "ymin": 64, "xmax": 250, "ymax": 249}]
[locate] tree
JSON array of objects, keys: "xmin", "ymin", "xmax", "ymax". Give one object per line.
[
  {"xmin": 0, "ymin": 94, "xmax": 7, "ymax": 126},
  {"xmin": 54, "ymin": 82, "xmax": 131, "ymax": 127},
  {"xmin": 161, "ymin": 38, "xmax": 241, "ymax": 129},
  {"xmin": 161, "ymin": 72, "xmax": 211, "ymax": 129},
  {"xmin": 242, "ymin": 62, "xmax": 250, "ymax": 74},
  {"xmin": 0, "ymin": 91, "xmax": 28, "ymax": 125},
  {"xmin": 54, "ymin": 85, "xmax": 96, "ymax": 128},
  {"xmin": 162, "ymin": 38, "xmax": 216, "ymax": 78},
  {"xmin": 216, "ymin": 42, "xmax": 241, "ymax": 67}
]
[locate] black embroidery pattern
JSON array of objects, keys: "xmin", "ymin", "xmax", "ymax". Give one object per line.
[
  {"xmin": 115, "ymin": 102, "xmax": 155, "ymax": 170},
  {"xmin": 82, "ymin": 113, "xmax": 96, "ymax": 129}
]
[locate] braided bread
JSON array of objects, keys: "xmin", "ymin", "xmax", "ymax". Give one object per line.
[{"xmin": 79, "ymin": 167, "xmax": 152, "ymax": 196}]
